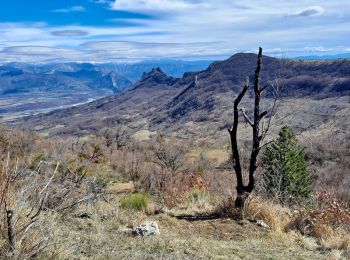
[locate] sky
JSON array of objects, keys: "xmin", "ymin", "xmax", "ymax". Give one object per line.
[{"xmin": 0, "ymin": 0, "xmax": 349, "ymax": 63}]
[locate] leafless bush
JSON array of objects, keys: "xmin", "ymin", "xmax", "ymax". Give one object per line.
[
  {"xmin": 302, "ymin": 131, "xmax": 350, "ymax": 200},
  {"xmin": 151, "ymin": 135, "xmax": 185, "ymax": 173},
  {"xmin": 0, "ymin": 126, "xmax": 94, "ymax": 258}
]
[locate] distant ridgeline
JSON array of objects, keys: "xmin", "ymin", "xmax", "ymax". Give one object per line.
[{"xmin": 12, "ymin": 53, "xmax": 350, "ymax": 136}]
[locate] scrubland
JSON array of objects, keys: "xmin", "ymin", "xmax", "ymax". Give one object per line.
[{"xmin": 0, "ymin": 125, "xmax": 349, "ymax": 259}]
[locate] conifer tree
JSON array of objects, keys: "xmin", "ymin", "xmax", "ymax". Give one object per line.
[{"xmin": 262, "ymin": 126, "xmax": 314, "ymax": 202}]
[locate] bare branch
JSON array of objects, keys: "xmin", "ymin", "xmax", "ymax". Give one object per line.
[
  {"xmin": 239, "ymin": 108, "xmax": 254, "ymax": 127},
  {"xmin": 39, "ymin": 162, "xmax": 59, "ymax": 197},
  {"xmin": 259, "ymin": 111, "xmax": 268, "ymax": 121},
  {"xmin": 57, "ymin": 195, "xmax": 95, "ymax": 212},
  {"xmin": 260, "ymin": 84, "xmax": 269, "ymax": 92},
  {"xmin": 260, "ymin": 86, "xmax": 279, "ymax": 143}
]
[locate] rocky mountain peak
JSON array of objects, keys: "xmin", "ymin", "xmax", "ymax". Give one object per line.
[{"xmin": 140, "ymin": 67, "xmax": 177, "ymax": 85}]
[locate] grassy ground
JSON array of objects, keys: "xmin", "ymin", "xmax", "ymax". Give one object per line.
[
  {"xmin": 187, "ymin": 148, "xmax": 229, "ymax": 167},
  {"xmin": 30, "ymin": 180, "xmax": 340, "ymax": 260},
  {"xmin": 37, "ymin": 200, "xmax": 332, "ymax": 260}
]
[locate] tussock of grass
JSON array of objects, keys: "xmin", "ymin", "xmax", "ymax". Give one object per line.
[
  {"xmin": 315, "ymin": 225, "xmax": 350, "ymax": 251},
  {"xmin": 168, "ymin": 189, "xmax": 218, "ymax": 216},
  {"xmin": 328, "ymin": 249, "xmax": 344, "ymax": 260},
  {"xmin": 242, "ymin": 195, "xmax": 292, "ymax": 232},
  {"xmin": 120, "ymin": 193, "xmax": 150, "ymax": 211}
]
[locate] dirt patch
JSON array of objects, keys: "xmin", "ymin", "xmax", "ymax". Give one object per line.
[{"xmin": 161, "ymin": 217, "xmax": 268, "ymax": 241}]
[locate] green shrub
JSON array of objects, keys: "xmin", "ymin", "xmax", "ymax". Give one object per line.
[
  {"xmin": 120, "ymin": 193, "xmax": 149, "ymax": 211},
  {"xmin": 261, "ymin": 126, "xmax": 315, "ymax": 203}
]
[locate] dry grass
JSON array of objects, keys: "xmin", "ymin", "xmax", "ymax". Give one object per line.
[
  {"xmin": 314, "ymin": 225, "xmax": 350, "ymax": 252},
  {"xmin": 1, "ymin": 124, "xmax": 349, "ymax": 259},
  {"xmin": 167, "ymin": 189, "xmax": 219, "ymax": 216},
  {"xmin": 187, "ymin": 148, "xmax": 228, "ymax": 167},
  {"xmin": 30, "ymin": 199, "xmax": 327, "ymax": 259},
  {"xmin": 107, "ymin": 181, "xmax": 135, "ymax": 194},
  {"xmin": 242, "ymin": 195, "xmax": 292, "ymax": 232},
  {"xmin": 132, "ymin": 130, "xmax": 157, "ymax": 142}
]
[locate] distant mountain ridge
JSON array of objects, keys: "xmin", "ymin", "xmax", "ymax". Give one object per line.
[
  {"xmin": 0, "ymin": 60, "xmax": 212, "ymax": 121},
  {"xmin": 18, "ymin": 52, "xmax": 350, "ymax": 137}
]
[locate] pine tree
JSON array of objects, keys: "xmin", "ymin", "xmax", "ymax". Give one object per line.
[{"xmin": 261, "ymin": 126, "xmax": 314, "ymax": 202}]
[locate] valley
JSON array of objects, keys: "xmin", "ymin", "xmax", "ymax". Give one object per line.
[
  {"xmin": 0, "ymin": 60, "xmax": 212, "ymax": 122},
  {"xmin": 17, "ymin": 53, "xmax": 349, "ymax": 140}
]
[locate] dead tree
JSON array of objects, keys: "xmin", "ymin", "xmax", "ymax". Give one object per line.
[
  {"xmin": 6, "ymin": 209, "xmax": 15, "ymax": 254},
  {"xmin": 228, "ymin": 47, "xmax": 276, "ymax": 208}
]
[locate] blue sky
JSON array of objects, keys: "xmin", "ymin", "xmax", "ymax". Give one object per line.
[{"xmin": 0, "ymin": 0, "xmax": 349, "ymax": 63}]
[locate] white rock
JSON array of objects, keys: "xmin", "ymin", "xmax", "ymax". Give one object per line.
[
  {"xmin": 256, "ymin": 220, "xmax": 270, "ymax": 229},
  {"xmin": 133, "ymin": 221, "xmax": 160, "ymax": 236}
]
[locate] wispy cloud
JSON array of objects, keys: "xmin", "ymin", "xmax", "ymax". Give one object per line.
[
  {"xmin": 81, "ymin": 40, "xmax": 223, "ymax": 60},
  {"xmin": 90, "ymin": 0, "xmax": 113, "ymax": 4},
  {"xmin": 287, "ymin": 6, "xmax": 325, "ymax": 17},
  {"xmin": 0, "ymin": 46, "xmax": 85, "ymax": 63},
  {"xmin": 0, "ymin": 1, "xmax": 349, "ymax": 63},
  {"xmin": 51, "ymin": 30, "xmax": 89, "ymax": 37},
  {"xmin": 52, "ymin": 6, "xmax": 86, "ymax": 13},
  {"xmin": 110, "ymin": 0, "xmax": 200, "ymax": 12}
]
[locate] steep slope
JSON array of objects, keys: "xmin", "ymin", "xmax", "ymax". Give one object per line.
[
  {"xmin": 154, "ymin": 54, "xmax": 350, "ymax": 127},
  {"xmin": 21, "ymin": 68, "xmax": 181, "ymax": 135},
  {"xmin": 17, "ymin": 53, "xmax": 350, "ymax": 137}
]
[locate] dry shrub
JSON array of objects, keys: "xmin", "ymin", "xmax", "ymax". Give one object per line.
[
  {"xmin": 287, "ymin": 189, "xmax": 350, "ymax": 255},
  {"xmin": 312, "ymin": 189, "xmax": 350, "ymax": 227},
  {"xmin": 314, "ymin": 225, "xmax": 350, "ymax": 252},
  {"xmin": 242, "ymin": 195, "xmax": 292, "ymax": 231},
  {"xmin": 303, "ymin": 132, "xmax": 350, "ymax": 201},
  {"xmin": 219, "ymin": 196, "xmax": 240, "ymax": 219},
  {"xmin": 161, "ymin": 173, "xmax": 210, "ymax": 208},
  {"xmin": 0, "ymin": 127, "xmax": 91, "ymax": 259},
  {"xmin": 288, "ymin": 189, "xmax": 350, "ymax": 236}
]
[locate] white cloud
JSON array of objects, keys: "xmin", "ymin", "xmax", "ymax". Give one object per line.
[
  {"xmin": 287, "ymin": 6, "xmax": 325, "ymax": 17},
  {"xmin": 110, "ymin": 0, "xmax": 199, "ymax": 12},
  {"xmin": 0, "ymin": 1, "xmax": 349, "ymax": 63},
  {"xmin": 0, "ymin": 46, "xmax": 85, "ymax": 63},
  {"xmin": 81, "ymin": 40, "xmax": 223, "ymax": 60},
  {"xmin": 52, "ymin": 6, "xmax": 86, "ymax": 13}
]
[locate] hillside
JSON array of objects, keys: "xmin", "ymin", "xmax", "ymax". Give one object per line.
[
  {"xmin": 0, "ymin": 61, "xmax": 211, "ymax": 122},
  {"xmin": 19, "ymin": 53, "xmax": 350, "ymax": 140},
  {"xmin": 2, "ymin": 53, "xmax": 350, "ymax": 259}
]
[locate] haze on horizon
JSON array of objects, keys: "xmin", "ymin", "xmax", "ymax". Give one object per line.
[{"xmin": 0, "ymin": 0, "xmax": 349, "ymax": 63}]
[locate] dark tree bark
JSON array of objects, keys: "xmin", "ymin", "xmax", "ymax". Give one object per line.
[
  {"xmin": 228, "ymin": 47, "xmax": 270, "ymax": 208},
  {"xmin": 228, "ymin": 77, "xmax": 249, "ymax": 197},
  {"xmin": 7, "ymin": 209, "xmax": 15, "ymax": 253}
]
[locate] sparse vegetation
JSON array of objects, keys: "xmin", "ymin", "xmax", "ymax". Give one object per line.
[
  {"xmin": 1, "ymin": 49, "xmax": 349, "ymax": 259},
  {"xmin": 1, "ymin": 109, "xmax": 350, "ymax": 259}
]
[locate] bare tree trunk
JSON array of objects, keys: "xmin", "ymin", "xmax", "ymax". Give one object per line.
[
  {"xmin": 247, "ymin": 47, "xmax": 263, "ymax": 192},
  {"xmin": 228, "ymin": 77, "xmax": 249, "ymax": 206},
  {"xmin": 7, "ymin": 209, "xmax": 15, "ymax": 254},
  {"xmin": 229, "ymin": 47, "xmax": 268, "ymax": 208}
]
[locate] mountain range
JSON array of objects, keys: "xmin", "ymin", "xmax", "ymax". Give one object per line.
[
  {"xmin": 17, "ymin": 53, "xmax": 350, "ymax": 142},
  {"xmin": 0, "ymin": 60, "xmax": 212, "ymax": 122}
]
